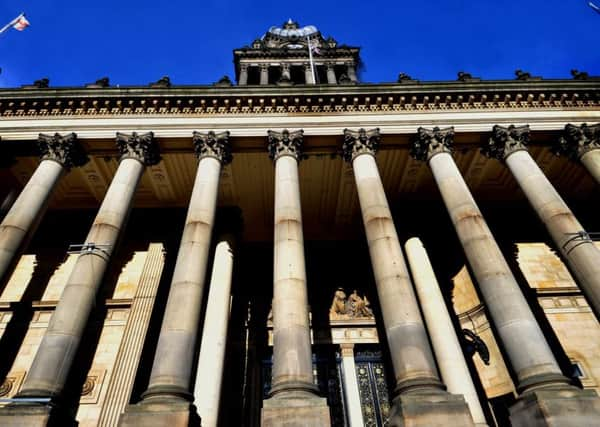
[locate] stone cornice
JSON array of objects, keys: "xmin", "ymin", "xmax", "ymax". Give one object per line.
[{"xmin": 0, "ymin": 80, "xmax": 598, "ymax": 118}]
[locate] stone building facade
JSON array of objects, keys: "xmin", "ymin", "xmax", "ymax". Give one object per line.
[{"xmin": 0, "ymin": 20, "xmax": 600, "ymax": 427}]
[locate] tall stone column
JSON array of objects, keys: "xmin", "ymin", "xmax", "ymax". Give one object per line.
[
  {"xmin": 261, "ymin": 129, "xmax": 330, "ymax": 427},
  {"xmin": 194, "ymin": 214, "xmax": 240, "ymax": 427},
  {"xmin": 412, "ymin": 126, "xmax": 600, "ymax": 427},
  {"xmin": 239, "ymin": 64, "xmax": 249, "ymax": 85},
  {"xmin": 0, "ymin": 132, "xmax": 159, "ymax": 427},
  {"xmin": 0, "ymin": 133, "xmax": 87, "ymax": 285},
  {"xmin": 304, "ymin": 64, "xmax": 314, "ymax": 84},
  {"xmin": 555, "ymin": 123, "xmax": 600, "ymax": 185},
  {"xmin": 260, "ymin": 64, "xmax": 269, "ymax": 85},
  {"xmin": 119, "ymin": 131, "xmax": 232, "ymax": 427},
  {"xmin": 404, "ymin": 237, "xmax": 488, "ymax": 426},
  {"xmin": 485, "ymin": 124, "xmax": 600, "ymax": 319},
  {"xmin": 339, "ymin": 344, "xmax": 364, "ymax": 427},
  {"xmin": 326, "ymin": 63, "xmax": 337, "ymax": 84},
  {"xmin": 343, "ymin": 128, "xmax": 473, "ymax": 427}
]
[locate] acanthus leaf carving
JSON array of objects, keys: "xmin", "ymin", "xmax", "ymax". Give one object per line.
[
  {"xmin": 554, "ymin": 123, "xmax": 600, "ymax": 160},
  {"xmin": 482, "ymin": 124, "xmax": 530, "ymax": 161},
  {"xmin": 192, "ymin": 130, "xmax": 232, "ymax": 164},
  {"xmin": 410, "ymin": 126, "xmax": 454, "ymax": 162},
  {"xmin": 38, "ymin": 132, "xmax": 89, "ymax": 169},
  {"xmin": 267, "ymin": 129, "xmax": 304, "ymax": 161},
  {"xmin": 342, "ymin": 128, "xmax": 380, "ymax": 162},
  {"xmin": 115, "ymin": 131, "xmax": 161, "ymax": 166}
]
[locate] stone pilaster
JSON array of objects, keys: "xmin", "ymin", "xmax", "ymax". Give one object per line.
[
  {"xmin": 485, "ymin": 124, "xmax": 600, "ymax": 333},
  {"xmin": 414, "ymin": 126, "xmax": 600, "ymax": 427},
  {"xmin": 119, "ymin": 131, "xmax": 231, "ymax": 427},
  {"xmin": 97, "ymin": 243, "xmax": 166, "ymax": 427},
  {"xmin": 555, "ymin": 123, "xmax": 600, "ymax": 185},
  {"xmin": 344, "ymin": 128, "xmax": 474, "ymax": 427},
  {"xmin": 339, "ymin": 345, "xmax": 365, "ymax": 427},
  {"xmin": 0, "ymin": 132, "xmax": 158, "ymax": 427},
  {"xmin": 0, "ymin": 133, "xmax": 88, "ymax": 285},
  {"xmin": 261, "ymin": 129, "xmax": 330, "ymax": 427},
  {"xmin": 304, "ymin": 64, "xmax": 314, "ymax": 84},
  {"xmin": 405, "ymin": 238, "xmax": 488, "ymax": 426}
]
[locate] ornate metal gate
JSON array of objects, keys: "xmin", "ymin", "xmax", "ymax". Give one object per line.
[{"xmin": 354, "ymin": 351, "xmax": 391, "ymax": 426}]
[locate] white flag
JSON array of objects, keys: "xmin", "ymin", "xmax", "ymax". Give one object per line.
[{"xmin": 12, "ymin": 14, "xmax": 30, "ymax": 31}]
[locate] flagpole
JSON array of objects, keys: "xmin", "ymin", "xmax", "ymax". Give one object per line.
[
  {"xmin": 0, "ymin": 13, "xmax": 23, "ymax": 35},
  {"xmin": 306, "ymin": 36, "xmax": 317, "ymax": 84}
]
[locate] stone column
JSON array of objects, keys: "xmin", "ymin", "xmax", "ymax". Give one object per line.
[
  {"xmin": 261, "ymin": 129, "xmax": 330, "ymax": 427},
  {"xmin": 120, "ymin": 132, "xmax": 232, "ymax": 427},
  {"xmin": 326, "ymin": 63, "xmax": 337, "ymax": 84},
  {"xmin": 260, "ymin": 64, "xmax": 269, "ymax": 85},
  {"xmin": 485, "ymin": 124, "xmax": 600, "ymax": 318},
  {"xmin": 304, "ymin": 64, "xmax": 314, "ymax": 84},
  {"xmin": 555, "ymin": 123, "xmax": 600, "ymax": 185},
  {"xmin": 239, "ymin": 64, "xmax": 249, "ymax": 85},
  {"xmin": 0, "ymin": 132, "xmax": 159, "ymax": 427},
  {"xmin": 343, "ymin": 128, "xmax": 473, "ymax": 427},
  {"xmin": 0, "ymin": 133, "xmax": 87, "ymax": 285},
  {"xmin": 280, "ymin": 63, "xmax": 291, "ymax": 83},
  {"xmin": 194, "ymin": 226, "xmax": 238, "ymax": 427},
  {"xmin": 346, "ymin": 62, "xmax": 358, "ymax": 83},
  {"xmin": 339, "ymin": 344, "xmax": 364, "ymax": 427},
  {"xmin": 412, "ymin": 126, "xmax": 600, "ymax": 427},
  {"xmin": 404, "ymin": 237, "xmax": 488, "ymax": 426}
]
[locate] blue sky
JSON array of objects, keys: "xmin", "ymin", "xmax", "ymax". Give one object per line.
[{"xmin": 0, "ymin": 1, "xmax": 598, "ymax": 88}]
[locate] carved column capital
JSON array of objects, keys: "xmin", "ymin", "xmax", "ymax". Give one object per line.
[
  {"xmin": 116, "ymin": 132, "xmax": 161, "ymax": 166},
  {"xmin": 555, "ymin": 123, "xmax": 600, "ymax": 160},
  {"xmin": 38, "ymin": 132, "xmax": 89, "ymax": 169},
  {"xmin": 267, "ymin": 129, "xmax": 304, "ymax": 161},
  {"xmin": 482, "ymin": 124, "xmax": 530, "ymax": 161},
  {"xmin": 342, "ymin": 128, "xmax": 381, "ymax": 162},
  {"xmin": 410, "ymin": 127, "xmax": 454, "ymax": 162},
  {"xmin": 192, "ymin": 131, "xmax": 232, "ymax": 165}
]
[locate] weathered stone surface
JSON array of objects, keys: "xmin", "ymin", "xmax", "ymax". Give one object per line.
[
  {"xmin": 261, "ymin": 393, "xmax": 331, "ymax": 427},
  {"xmin": 118, "ymin": 400, "xmax": 199, "ymax": 427},
  {"xmin": 388, "ymin": 392, "xmax": 475, "ymax": 427},
  {"xmin": 0, "ymin": 403, "xmax": 72, "ymax": 427},
  {"xmin": 510, "ymin": 387, "xmax": 600, "ymax": 427}
]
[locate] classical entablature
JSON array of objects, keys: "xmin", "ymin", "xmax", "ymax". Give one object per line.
[{"xmin": 1, "ymin": 79, "xmax": 598, "ymax": 118}]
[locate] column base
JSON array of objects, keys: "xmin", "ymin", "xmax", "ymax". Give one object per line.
[
  {"xmin": 388, "ymin": 392, "xmax": 475, "ymax": 427},
  {"xmin": 261, "ymin": 391, "xmax": 331, "ymax": 427},
  {"xmin": 509, "ymin": 386, "xmax": 600, "ymax": 427},
  {"xmin": 118, "ymin": 399, "xmax": 200, "ymax": 427},
  {"xmin": 0, "ymin": 401, "xmax": 76, "ymax": 427}
]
